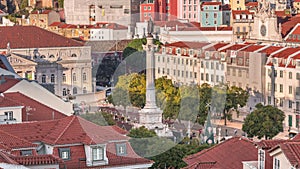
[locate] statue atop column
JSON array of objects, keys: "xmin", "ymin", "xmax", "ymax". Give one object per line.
[{"xmin": 147, "ymin": 17, "xmax": 154, "ymax": 36}]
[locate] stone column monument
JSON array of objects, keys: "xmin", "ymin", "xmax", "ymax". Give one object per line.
[{"xmin": 137, "ymin": 18, "xmax": 164, "ymax": 131}]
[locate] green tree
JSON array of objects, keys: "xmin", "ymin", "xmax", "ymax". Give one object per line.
[
  {"xmin": 109, "ymin": 87, "xmax": 131, "ymax": 110},
  {"xmin": 80, "ymin": 111, "xmax": 115, "ymax": 126},
  {"xmin": 20, "ymin": 0, "xmax": 28, "ymax": 10},
  {"xmin": 58, "ymin": 0, "xmax": 64, "ymax": 8},
  {"xmin": 197, "ymin": 83, "xmax": 212, "ymax": 125},
  {"xmin": 128, "ymin": 126, "xmax": 157, "ymax": 157},
  {"xmin": 242, "ymin": 105, "xmax": 285, "ymax": 139},
  {"xmin": 128, "ymin": 126, "xmax": 156, "ymax": 138}
]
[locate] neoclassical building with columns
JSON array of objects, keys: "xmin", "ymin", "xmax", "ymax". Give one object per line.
[{"xmin": 0, "ymin": 26, "xmax": 94, "ymax": 99}]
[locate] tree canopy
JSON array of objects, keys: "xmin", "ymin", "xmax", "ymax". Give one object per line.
[
  {"xmin": 242, "ymin": 104, "xmax": 285, "ymax": 139},
  {"xmin": 80, "ymin": 111, "xmax": 116, "ymax": 126}
]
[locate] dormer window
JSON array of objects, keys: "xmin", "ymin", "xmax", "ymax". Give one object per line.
[
  {"xmin": 248, "ymin": 15, "xmax": 252, "ymax": 19},
  {"xmin": 92, "ymin": 147, "xmax": 104, "ymax": 161},
  {"xmin": 162, "ymin": 47, "xmax": 166, "ymax": 53},
  {"xmin": 242, "ymin": 14, "xmax": 246, "ymax": 19},
  {"xmin": 116, "ymin": 143, "xmax": 127, "ymax": 156},
  {"xmin": 236, "ymin": 14, "xmax": 240, "ymax": 20},
  {"xmin": 21, "ymin": 150, "xmax": 33, "ymax": 156},
  {"xmin": 59, "ymin": 148, "xmax": 70, "ymax": 160}
]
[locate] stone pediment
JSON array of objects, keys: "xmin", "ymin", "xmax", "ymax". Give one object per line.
[{"xmin": 7, "ymin": 53, "xmax": 37, "ymax": 66}]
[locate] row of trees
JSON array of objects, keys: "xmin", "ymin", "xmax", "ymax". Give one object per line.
[{"xmin": 108, "ymin": 73, "xmax": 249, "ymax": 125}]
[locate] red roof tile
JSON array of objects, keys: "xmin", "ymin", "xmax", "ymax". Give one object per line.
[
  {"xmin": 281, "ymin": 16, "xmax": 300, "ymax": 37},
  {"xmin": 259, "ymin": 46, "xmax": 283, "ymax": 56},
  {"xmin": 245, "ymin": 2, "xmax": 258, "ymax": 6},
  {"xmin": 4, "ymin": 92, "xmax": 67, "ymax": 122},
  {"xmin": 49, "ymin": 22, "xmax": 64, "ymax": 27},
  {"xmin": 154, "ymin": 20, "xmax": 188, "ymax": 28},
  {"xmin": 272, "ymin": 47, "xmax": 300, "ymax": 58},
  {"xmin": 165, "ymin": 41, "xmax": 210, "ymax": 49},
  {"xmin": 0, "ymin": 76, "xmax": 20, "ymax": 93},
  {"xmin": 202, "ymin": 2, "xmax": 221, "ymax": 5},
  {"xmin": 205, "ymin": 43, "xmax": 229, "ymax": 51},
  {"xmin": 0, "ymin": 129, "xmax": 37, "ymax": 150},
  {"xmin": 31, "ymin": 10, "xmax": 53, "ymax": 14},
  {"xmin": 12, "ymin": 154, "xmax": 62, "ymax": 166},
  {"xmin": 0, "ymin": 116, "xmax": 129, "ymax": 145},
  {"xmin": 184, "ymin": 137, "xmax": 258, "ymax": 169},
  {"xmin": 0, "ymin": 95, "xmax": 22, "ymax": 108},
  {"xmin": 271, "ymin": 142, "xmax": 300, "ymax": 167},
  {"xmin": 182, "ymin": 161, "xmax": 216, "ymax": 169},
  {"xmin": 111, "ymin": 125, "xmax": 129, "ymax": 135},
  {"xmin": 240, "ymin": 45, "xmax": 265, "ymax": 52},
  {"xmin": 220, "ymin": 44, "xmax": 247, "ymax": 52},
  {"xmin": 0, "ymin": 26, "xmax": 84, "ymax": 49},
  {"xmin": 256, "ymin": 139, "xmax": 287, "ymax": 149}
]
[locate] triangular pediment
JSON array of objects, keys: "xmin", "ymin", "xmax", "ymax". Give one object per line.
[{"xmin": 7, "ymin": 53, "xmax": 37, "ymax": 66}]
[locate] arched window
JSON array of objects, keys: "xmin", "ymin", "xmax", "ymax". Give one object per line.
[
  {"xmin": 42, "ymin": 74, "xmax": 46, "ymax": 83},
  {"xmin": 83, "ymin": 72, "xmax": 87, "ymax": 81},
  {"xmin": 63, "ymin": 88, "xmax": 67, "ymax": 96},
  {"xmin": 49, "ymin": 55, "xmax": 55, "ymax": 58},
  {"xmin": 40, "ymin": 55, "xmax": 46, "ymax": 59},
  {"xmin": 73, "ymin": 87, "xmax": 77, "ymax": 95},
  {"xmin": 83, "ymin": 87, "xmax": 87, "ymax": 94},
  {"xmin": 72, "ymin": 73, "xmax": 76, "ymax": 82},
  {"xmin": 71, "ymin": 53, "xmax": 77, "ymax": 57},
  {"xmin": 51, "ymin": 74, "xmax": 55, "ymax": 83}
]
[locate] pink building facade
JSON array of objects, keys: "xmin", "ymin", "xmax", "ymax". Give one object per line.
[{"xmin": 177, "ymin": 0, "xmax": 201, "ymax": 22}]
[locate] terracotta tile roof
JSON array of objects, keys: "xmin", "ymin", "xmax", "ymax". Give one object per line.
[
  {"xmin": 0, "ymin": 55, "xmax": 15, "ymax": 73},
  {"xmin": 0, "ymin": 151, "xmax": 19, "ymax": 165},
  {"xmin": 0, "ymin": 95, "xmax": 22, "ymax": 108},
  {"xmin": 0, "ymin": 26, "xmax": 84, "ymax": 49},
  {"xmin": 272, "ymin": 47, "xmax": 300, "ymax": 58},
  {"xmin": 275, "ymin": 11, "xmax": 292, "ymax": 18},
  {"xmin": 0, "ymin": 76, "xmax": 20, "ymax": 93},
  {"xmin": 0, "ymin": 116, "xmax": 129, "ymax": 145},
  {"xmin": 220, "ymin": 44, "xmax": 247, "ymax": 52},
  {"xmin": 255, "ymin": 139, "xmax": 287, "ymax": 149},
  {"xmin": 202, "ymin": 2, "xmax": 221, "ymax": 5},
  {"xmin": 245, "ymin": 2, "xmax": 258, "ymax": 6},
  {"xmin": 165, "ymin": 41, "xmax": 210, "ymax": 49},
  {"xmin": 105, "ymin": 23, "xmax": 127, "ymax": 30},
  {"xmin": 281, "ymin": 16, "xmax": 300, "ymax": 37},
  {"xmin": 270, "ymin": 142, "xmax": 300, "ymax": 167},
  {"xmin": 259, "ymin": 46, "xmax": 283, "ymax": 56},
  {"xmin": 111, "ymin": 125, "xmax": 129, "ymax": 135},
  {"xmin": 182, "ymin": 161, "xmax": 216, "ymax": 169},
  {"xmin": 12, "ymin": 154, "xmax": 62, "ymax": 166},
  {"xmin": 240, "ymin": 45, "xmax": 265, "ymax": 52},
  {"xmin": 295, "ymin": 0, "xmax": 300, "ymax": 2},
  {"xmin": 184, "ymin": 137, "xmax": 258, "ymax": 169},
  {"xmin": 205, "ymin": 43, "xmax": 229, "ymax": 51},
  {"xmin": 31, "ymin": 10, "xmax": 53, "ymax": 14},
  {"xmin": 4, "ymin": 92, "xmax": 67, "ymax": 122},
  {"xmin": 0, "ymin": 129, "xmax": 37, "ymax": 150},
  {"xmin": 49, "ymin": 22, "xmax": 64, "ymax": 27}
]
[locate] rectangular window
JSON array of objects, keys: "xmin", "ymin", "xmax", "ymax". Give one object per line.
[
  {"xmin": 275, "ymin": 158, "xmax": 281, "ymax": 169},
  {"xmin": 216, "ymin": 63, "xmax": 219, "ymax": 70},
  {"xmin": 211, "ymin": 75, "xmax": 214, "ymax": 82},
  {"xmin": 116, "ymin": 143, "xmax": 127, "ymax": 156},
  {"xmin": 21, "ymin": 150, "xmax": 33, "ymax": 156},
  {"xmin": 173, "ymin": 70, "xmax": 176, "ymax": 76},
  {"xmin": 4, "ymin": 111, "xmax": 13, "ymax": 121},
  {"xmin": 178, "ymin": 70, "xmax": 180, "ymax": 77},
  {"xmin": 297, "ymin": 73, "xmax": 300, "ymax": 80},
  {"xmin": 289, "ymin": 86, "xmax": 293, "ymax": 94},
  {"xmin": 238, "ymin": 70, "xmax": 242, "ymax": 77},
  {"xmin": 289, "ymin": 72, "xmax": 293, "ymax": 79},
  {"xmin": 296, "ymin": 87, "xmax": 300, "ymax": 96},
  {"xmin": 206, "ymin": 73, "xmax": 209, "ymax": 81},
  {"xmin": 268, "ymin": 96, "xmax": 271, "ymax": 104},
  {"xmin": 280, "ymin": 84, "xmax": 283, "ymax": 93},
  {"xmin": 279, "ymin": 70, "xmax": 283, "ymax": 78},
  {"xmin": 201, "ymin": 73, "xmax": 204, "ymax": 80},
  {"xmin": 296, "ymin": 115, "xmax": 300, "ymax": 128},
  {"xmin": 289, "ymin": 100, "xmax": 293, "ymax": 109},
  {"xmin": 182, "ymin": 71, "xmax": 184, "ymax": 77},
  {"xmin": 158, "ymin": 67, "xmax": 160, "ymax": 74},
  {"xmin": 59, "ymin": 148, "xmax": 70, "ymax": 160},
  {"xmin": 92, "ymin": 147, "xmax": 104, "ymax": 161},
  {"xmin": 194, "ymin": 72, "xmax": 197, "ymax": 79},
  {"xmin": 259, "ymin": 149, "xmax": 265, "ymax": 169},
  {"xmin": 279, "ymin": 98, "xmax": 283, "ymax": 107},
  {"xmin": 289, "ymin": 115, "xmax": 293, "ymax": 127},
  {"xmin": 211, "ymin": 62, "xmax": 214, "ymax": 69}
]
